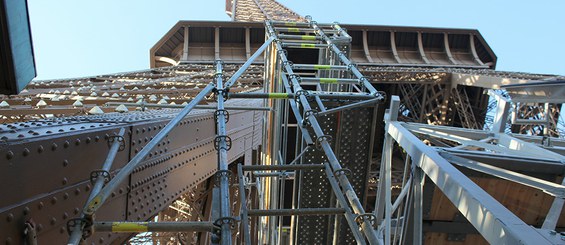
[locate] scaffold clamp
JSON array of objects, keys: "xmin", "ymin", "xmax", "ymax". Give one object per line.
[
  {"xmin": 214, "ymin": 216, "xmax": 239, "ymax": 230},
  {"xmin": 316, "ymin": 135, "xmax": 333, "ymax": 149},
  {"xmin": 67, "ymin": 218, "xmax": 93, "ymax": 239}
]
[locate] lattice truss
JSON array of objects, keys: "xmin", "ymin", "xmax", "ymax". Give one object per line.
[
  {"xmin": 0, "ymin": 64, "xmax": 264, "ymax": 123},
  {"xmin": 228, "ymin": 0, "xmax": 304, "ymax": 22}
]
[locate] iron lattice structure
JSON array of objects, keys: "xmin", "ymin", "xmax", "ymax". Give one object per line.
[{"xmin": 0, "ymin": 0, "xmax": 564, "ymax": 245}]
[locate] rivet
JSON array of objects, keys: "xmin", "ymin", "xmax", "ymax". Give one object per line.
[
  {"xmin": 37, "ymin": 145, "xmax": 44, "ymax": 153},
  {"xmin": 50, "ymin": 217, "xmax": 57, "ymax": 225},
  {"xmin": 63, "ymin": 212, "xmax": 69, "ymax": 219},
  {"xmin": 51, "ymin": 143, "xmax": 58, "ymax": 151},
  {"xmin": 74, "ymin": 188, "xmax": 81, "ymax": 195},
  {"xmin": 6, "ymin": 213, "xmax": 13, "ymax": 222},
  {"xmin": 86, "ymin": 137, "xmax": 91, "ymax": 143},
  {"xmin": 23, "ymin": 207, "xmax": 30, "ymax": 215},
  {"xmin": 60, "ymin": 227, "xmax": 66, "ymax": 233},
  {"xmin": 75, "ymin": 139, "xmax": 81, "ymax": 146},
  {"xmin": 74, "ymin": 208, "xmax": 80, "ymax": 214},
  {"xmin": 62, "ymin": 178, "xmax": 68, "ymax": 185},
  {"xmin": 63, "ymin": 160, "xmax": 69, "ymax": 167},
  {"xmin": 63, "ymin": 193, "xmax": 69, "ymax": 200},
  {"xmin": 37, "ymin": 224, "xmax": 43, "ymax": 231},
  {"xmin": 6, "ymin": 151, "xmax": 14, "ymax": 160},
  {"xmin": 63, "ymin": 141, "xmax": 70, "ymax": 148},
  {"xmin": 51, "ymin": 197, "xmax": 58, "ymax": 205},
  {"xmin": 38, "ymin": 202, "xmax": 44, "ymax": 210}
]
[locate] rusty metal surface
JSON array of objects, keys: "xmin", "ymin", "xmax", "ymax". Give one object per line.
[
  {"xmin": 0, "ymin": 97, "xmax": 262, "ymax": 244},
  {"xmin": 0, "ymin": 64, "xmax": 263, "ymax": 123}
]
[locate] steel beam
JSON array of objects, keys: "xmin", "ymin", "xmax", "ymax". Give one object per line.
[{"xmin": 385, "ymin": 120, "xmax": 552, "ymax": 244}]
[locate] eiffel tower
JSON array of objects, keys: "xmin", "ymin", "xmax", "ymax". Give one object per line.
[{"xmin": 1, "ymin": 0, "xmax": 564, "ymax": 244}]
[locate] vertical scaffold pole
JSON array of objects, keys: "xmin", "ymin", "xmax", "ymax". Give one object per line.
[
  {"xmin": 68, "ymin": 128, "xmax": 126, "ymax": 244},
  {"xmin": 213, "ymin": 60, "xmax": 234, "ymax": 245}
]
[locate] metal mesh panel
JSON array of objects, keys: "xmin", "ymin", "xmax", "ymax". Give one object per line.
[{"xmin": 295, "ymin": 102, "xmax": 376, "ymax": 244}]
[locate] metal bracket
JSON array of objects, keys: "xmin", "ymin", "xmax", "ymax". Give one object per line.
[
  {"xmin": 90, "ymin": 170, "xmax": 111, "ymax": 185},
  {"xmin": 214, "ymin": 109, "xmax": 230, "ymax": 123},
  {"xmin": 24, "ymin": 220, "xmax": 37, "ymax": 245},
  {"xmin": 107, "ymin": 135, "xmax": 125, "ymax": 151},
  {"xmin": 214, "ymin": 135, "xmax": 232, "ymax": 151},
  {"xmin": 66, "ymin": 218, "xmax": 93, "ymax": 239},
  {"xmin": 316, "ymin": 135, "xmax": 333, "ymax": 149}
]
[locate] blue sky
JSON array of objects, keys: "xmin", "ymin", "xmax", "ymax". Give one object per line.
[{"xmin": 28, "ymin": 0, "xmax": 565, "ymax": 80}]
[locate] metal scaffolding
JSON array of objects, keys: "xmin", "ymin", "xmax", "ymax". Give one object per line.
[{"xmin": 2, "ymin": 1, "xmax": 565, "ymax": 244}]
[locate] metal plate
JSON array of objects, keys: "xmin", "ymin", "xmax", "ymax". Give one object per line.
[
  {"xmin": 0, "ymin": 101, "xmax": 262, "ymax": 244},
  {"xmin": 294, "ymin": 102, "xmax": 376, "ymax": 244}
]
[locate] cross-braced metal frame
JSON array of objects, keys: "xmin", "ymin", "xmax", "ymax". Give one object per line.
[
  {"xmin": 376, "ymin": 95, "xmax": 565, "ymax": 244},
  {"xmin": 60, "ymin": 14, "xmax": 565, "ymax": 245}
]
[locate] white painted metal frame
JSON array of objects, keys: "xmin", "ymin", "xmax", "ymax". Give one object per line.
[{"xmin": 379, "ymin": 95, "xmax": 565, "ymax": 244}]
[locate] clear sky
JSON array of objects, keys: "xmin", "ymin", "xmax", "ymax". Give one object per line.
[{"xmin": 28, "ymin": 0, "xmax": 565, "ymax": 80}]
